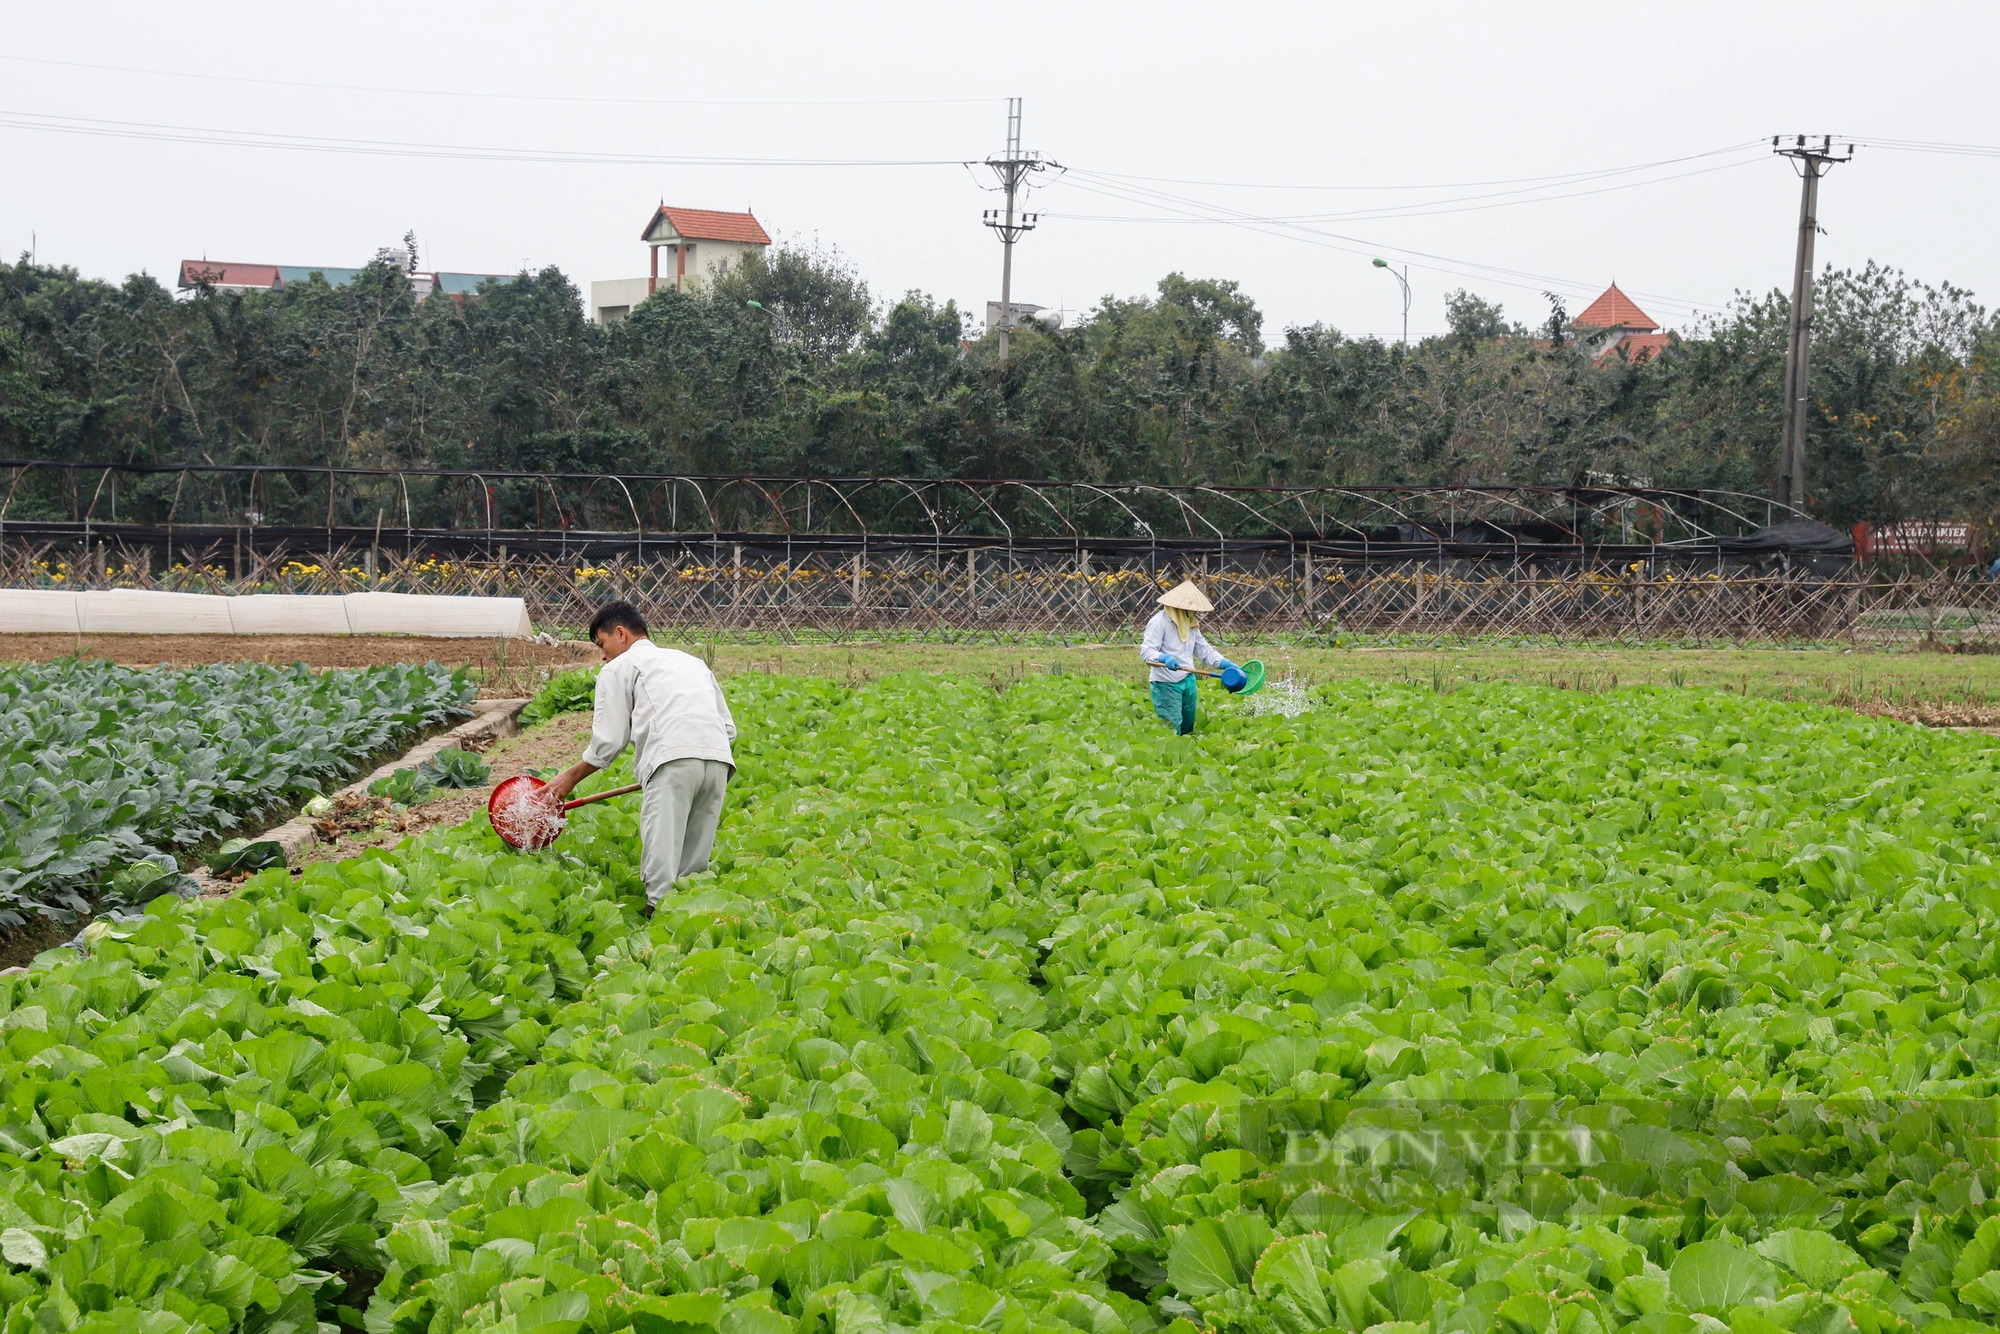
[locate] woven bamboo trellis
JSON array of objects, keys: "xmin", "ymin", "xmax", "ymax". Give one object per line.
[{"xmin": 4, "ymin": 540, "xmax": 1992, "ymax": 646}]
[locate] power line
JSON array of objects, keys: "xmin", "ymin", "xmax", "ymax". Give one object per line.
[
  {"xmin": 1090, "ymin": 171, "xmax": 1733, "ymax": 318},
  {"xmin": 1, "ymin": 85, "xmax": 1949, "ymax": 336},
  {"xmin": 0, "ymin": 109, "xmax": 968, "ymax": 168},
  {"xmin": 0, "ymin": 53, "xmax": 998, "ymax": 108},
  {"xmin": 0, "ymin": 102, "xmax": 1733, "ymax": 319},
  {"xmin": 1057, "ymin": 152, "xmax": 1765, "ymax": 227},
  {"xmin": 1043, "ymin": 172, "xmax": 1728, "ymax": 319},
  {"xmin": 1077, "ymin": 141, "xmax": 1766, "ymax": 192},
  {"xmin": 1850, "ymin": 135, "xmax": 2000, "ymax": 158}
]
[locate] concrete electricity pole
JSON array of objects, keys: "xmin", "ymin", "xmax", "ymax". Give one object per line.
[
  {"xmin": 1773, "ymin": 134, "xmax": 1853, "ymax": 515},
  {"xmin": 983, "ymin": 98, "xmax": 1048, "ymax": 364}
]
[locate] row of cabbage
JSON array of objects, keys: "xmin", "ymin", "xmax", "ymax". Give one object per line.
[
  {"xmin": 0, "ymin": 674, "xmax": 1139, "ymax": 1334},
  {"xmin": 0, "ymin": 659, "xmax": 475, "ymax": 924},
  {"xmin": 1030, "ymin": 681, "xmax": 2000, "ymax": 1334},
  {"xmin": 360, "ymin": 675, "xmax": 1128, "ymax": 1334},
  {"xmin": 9, "ymin": 672, "xmax": 2000, "ymax": 1334}
]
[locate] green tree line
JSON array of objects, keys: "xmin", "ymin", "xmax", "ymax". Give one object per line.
[{"xmin": 3, "ymin": 245, "xmax": 1996, "ymax": 530}]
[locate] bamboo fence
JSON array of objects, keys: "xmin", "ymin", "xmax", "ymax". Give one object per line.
[{"xmin": 3, "ymin": 540, "xmax": 1993, "ymax": 646}]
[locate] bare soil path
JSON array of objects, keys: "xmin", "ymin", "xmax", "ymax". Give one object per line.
[{"xmin": 290, "ymin": 713, "xmax": 596, "ymax": 867}]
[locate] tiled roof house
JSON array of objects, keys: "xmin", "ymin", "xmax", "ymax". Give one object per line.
[
  {"xmin": 590, "ymin": 205, "xmax": 772, "ymax": 324},
  {"xmin": 177, "ymin": 259, "xmax": 509, "ymax": 300},
  {"xmin": 1573, "ymin": 283, "xmax": 1674, "ymax": 364}
]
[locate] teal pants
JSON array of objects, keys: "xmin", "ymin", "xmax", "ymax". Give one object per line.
[{"xmin": 1150, "ymin": 676, "xmax": 1199, "ymax": 735}]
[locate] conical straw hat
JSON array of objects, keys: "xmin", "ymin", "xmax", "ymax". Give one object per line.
[{"xmin": 1157, "ymin": 580, "xmax": 1214, "ymax": 613}]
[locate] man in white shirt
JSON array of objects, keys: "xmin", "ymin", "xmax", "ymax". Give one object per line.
[{"xmin": 546, "ymin": 601, "xmax": 735, "ymax": 913}]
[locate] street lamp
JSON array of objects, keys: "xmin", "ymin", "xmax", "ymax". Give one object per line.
[{"xmin": 1372, "ymin": 257, "xmax": 1409, "ymax": 348}]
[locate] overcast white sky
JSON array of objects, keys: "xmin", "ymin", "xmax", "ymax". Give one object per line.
[{"xmin": 5, "ymin": 0, "xmax": 1998, "ymax": 342}]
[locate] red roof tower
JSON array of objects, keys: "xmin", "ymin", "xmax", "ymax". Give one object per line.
[
  {"xmin": 640, "ymin": 206, "xmax": 772, "ymax": 246},
  {"xmin": 1573, "ymin": 283, "xmax": 1658, "ymax": 332}
]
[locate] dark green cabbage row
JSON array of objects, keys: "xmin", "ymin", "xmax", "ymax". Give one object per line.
[{"xmin": 0, "ymin": 659, "xmax": 475, "ymax": 924}]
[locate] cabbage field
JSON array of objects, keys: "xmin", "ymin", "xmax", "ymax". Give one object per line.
[
  {"xmin": 0, "ymin": 659, "xmax": 474, "ymax": 926},
  {"xmin": 6, "ymin": 671, "xmax": 2000, "ymax": 1334}
]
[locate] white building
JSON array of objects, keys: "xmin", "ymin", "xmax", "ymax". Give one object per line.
[
  {"xmin": 590, "ymin": 205, "xmax": 772, "ymax": 325},
  {"xmin": 985, "ymin": 300, "xmax": 1059, "ymax": 333}
]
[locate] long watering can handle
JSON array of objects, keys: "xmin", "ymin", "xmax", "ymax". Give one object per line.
[
  {"xmin": 558, "ymin": 782, "xmax": 642, "ymax": 812},
  {"xmin": 1155, "ymin": 661, "xmax": 1223, "ymax": 678}
]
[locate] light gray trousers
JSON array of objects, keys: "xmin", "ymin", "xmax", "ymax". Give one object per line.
[{"xmin": 639, "ymin": 758, "xmax": 731, "ymax": 904}]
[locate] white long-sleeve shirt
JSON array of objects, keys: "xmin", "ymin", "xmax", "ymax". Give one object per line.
[
  {"xmin": 1140, "ymin": 610, "xmax": 1224, "ymax": 684},
  {"xmin": 582, "ymin": 640, "xmax": 736, "ymax": 780}
]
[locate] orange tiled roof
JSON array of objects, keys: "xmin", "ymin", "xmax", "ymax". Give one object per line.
[
  {"xmin": 178, "ymin": 260, "xmax": 281, "ymax": 289},
  {"xmin": 1595, "ymin": 332, "xmax": 1675, "ymax": 365},
  {"xmin": 642, "ymin": 206, "xmax": 772, "ymax": 245},
  {"xmin": 1574, "ymin": 283, "xmax": 1658, "ymax": 332}
]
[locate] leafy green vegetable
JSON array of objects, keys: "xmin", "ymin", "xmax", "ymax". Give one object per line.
[
  {"xmin": 418, "ymin": 746, "xmax": 490, "ymax": 789},
  {"xmin": 1672, "ymin": 1239, "xmax": 1781, "ymax": 1313},
  {"xmin": 0, "ymin": 659, "xmax": 473, "ymax": 924},
  {"xmin": 203, "ymin": 837, "xmax": 287, "ymax": 875},
  {"xmin": 7, "ymin": 673, "xmax": 2000, "ymax": 1334},
  {"xmin": 520, "ymin": 666, "xmax": 598, "ymax": 726},
  {"xmin": 369, "ymin": 767, "xmax": 438, "ymax": 805},
  {"xmin": 105, "ymin": 854, "xmax": 183, "ymax": 904}
]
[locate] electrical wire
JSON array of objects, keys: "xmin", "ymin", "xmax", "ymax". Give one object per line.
[
  {"xmin": 1046, "ymin": 172, "xmax": 1728, "ymax": 319},
  {"xmin": 11, "ymin": 73, "xmax": 1960, "ymax": 323},
  {"xmin": 0, "ymin": 109, "xmax": 969, "ymax": 168},
  {"xmin": 0, "ymin": 53, "xmax": 998, "ymax": 109},
  {"xmin": 1059, "ymin": 152, "xmax": 1765, "ymax": 227},
  {"xmin": 1077, "ymin": 141, "xmax": 1766, "ymax": 192},
  {"xmin": 0, "ymin": 103, "xmax": 1737, "ymax": 315},
  {"xmin": 1045, "ymin": 146, "xmax": 1770, "ymax": 318},
  {"xmin": 1850, "ymin": 136, "xmax": 2000, "ymax": 159}
]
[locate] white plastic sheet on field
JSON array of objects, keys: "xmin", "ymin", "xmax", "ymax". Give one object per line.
[
  {"xmin": 81, "ymin": 590, "xmax": 236, "ymax": 635},
  {"xmin": 342, "ymin": 593, "xmax": 532, "ymax": 637},
  {"xmin": 0, "ymin": 590, "xmax": 533, "ymax": 637},
  {"xmin": 0, "ymin": 589, "xmax": 84, "ymax": 633},
  {"xmin": 228, "ymin": 595, "xmax": 357, "ymax": 635}
]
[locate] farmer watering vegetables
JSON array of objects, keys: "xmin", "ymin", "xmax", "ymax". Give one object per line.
[
  {"xmin": 546, "ymin": 601, "xmax": 736, "ymax": 914},
  {"xmin": 1141, "ymin": 580, "xmax": 1248, "ymax": 735}
]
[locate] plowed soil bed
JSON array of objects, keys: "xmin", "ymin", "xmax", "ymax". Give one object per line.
[{"xmin": 0, "ymin": 633, "xmax": 594, "ymax": 670}]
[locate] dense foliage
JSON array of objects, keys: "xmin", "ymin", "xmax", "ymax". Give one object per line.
[
  {"xmin": 5, "ymin": 247, "xmax": 1997, "ymax": 528},
  {"xmin": 519, "ymin": 669, "xmax": 599, "ymax": 729},
  {"xmin": 0, "ymin": 660, "xmax": 473, "ymax": 925},
  {"xmin": 7, "ymin": 672, "xmax": 2000, "ymax": 1334}
]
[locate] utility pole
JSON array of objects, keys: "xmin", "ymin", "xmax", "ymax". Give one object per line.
[
  {"xmin": 983, "ymin": 98, "xmax": 1048, "ymax": 364},
  {"xmin": 1773, "ymin": 134, "xmax": 1853, "ymax": 515}
]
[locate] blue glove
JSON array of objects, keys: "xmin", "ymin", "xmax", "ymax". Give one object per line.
[
  {"xmin": 1221, "ymin": 663, "xmax": 1248, "ymax": 692},
  {"xmin": 1217, "ymin": 659, "xmax": 1238, "ymax": 672},
  {"xmin": 1157, "ymin": 654, "xmax": 1180, "ymax": 671}
]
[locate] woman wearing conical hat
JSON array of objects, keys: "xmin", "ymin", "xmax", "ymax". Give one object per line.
[{"xmin": 1141, "ymin": 580, "xmax": 1244, "ymax": 735}]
